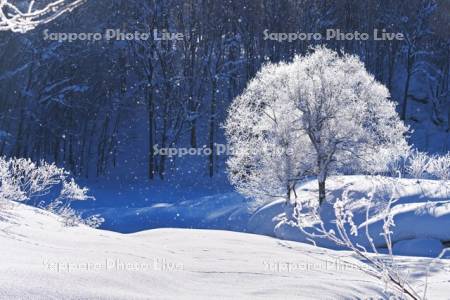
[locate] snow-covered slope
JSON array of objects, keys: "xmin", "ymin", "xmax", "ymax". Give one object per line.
[
  {"xmin": 87, "ymin": 192, "xmax": 250, "ymax": 233},
  {"xmin": 77, "ymin": 176, "xmax": 450, "ymax": 256},
  {"xmin": 249, "ymin": 176, "xmax": 450, "ymax": 257},
  {"xmin": 74, "ymin": 176, "xmax": 450, "ymax": 258},
  {"xmin": 2, "ymin": 203, "xmax": 450, "ymax": 299}
]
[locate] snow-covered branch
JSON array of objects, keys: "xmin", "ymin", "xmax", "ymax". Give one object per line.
[
  {"xmin": 284, "ymin": 189, "xmax": 420, "ymax": 299},
  {"xmin": 280, "ymin": 176, "xmax": 450, "ymax": 300},
  {"xmin": 0, "ymin": 0, "xmax": 85, "ymax": 33}
]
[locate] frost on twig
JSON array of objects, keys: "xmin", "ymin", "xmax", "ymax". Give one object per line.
[{"xmin": 0, "ymin": 0, "xmax": 85, "ymax": 33}]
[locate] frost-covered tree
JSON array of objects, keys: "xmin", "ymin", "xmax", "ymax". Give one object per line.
[
  {"xmin": 226, "ymin": 47, "xmax": 410, "ymax": 206},
  {"xmin": 0, "ymin": 0, "xmax": 85, "ymax": 32},
  {"xmin": 288, "ymin": 47, "xmax": 410, "ymax": 205},
  {"xmin": 225, "ymin": 62, "xmax": 315, "ymax": 207}
]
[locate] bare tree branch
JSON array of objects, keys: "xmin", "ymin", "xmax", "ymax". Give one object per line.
[{"xmin": 0, "ymin": 0, "xmax": 86, "ymax": 33}]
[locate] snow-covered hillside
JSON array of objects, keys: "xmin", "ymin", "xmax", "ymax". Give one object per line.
[
  {"xmin": 1, "ymin": 203, "xmax": 450, "ymax": 299},
  {"xmin": 250, "ymin": 176, "xmax": 450, "ymax": 257},
  {"xmin": 79, "ymin": 176, "xmax": 450, "ymax": 258}
]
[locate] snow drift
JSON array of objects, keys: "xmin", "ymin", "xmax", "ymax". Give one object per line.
[
  {"xmin": 1, "ymin": 202, "xmax": 450, "ymax": 299},
  {"xmin": 248, "ymin": 176, "xmax": 450, "ymax": 257}
]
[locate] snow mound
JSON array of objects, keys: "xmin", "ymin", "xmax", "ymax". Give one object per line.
[
  {"xmin": 3, "ymin": 202, "xmax": 450, "ymax": 299},
  {"xmin": 89, "ymin": 192, "xmax": 250, "ymax": 233},
  {"xmin": 249, "ymin": 176, "xmax": 450, "ymax": 257}
]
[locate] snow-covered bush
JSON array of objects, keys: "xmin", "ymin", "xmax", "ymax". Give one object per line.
[
  {"xmin": 406, "ymin": 150, "xmax": 432, "ymax": 179},
  {"xmin": 0, "ymin": 0, "xmax": 86, "ymax": 33},
  {"xmin": 82, "ymin": 214, "xmax": 105, "ymax": 228},
  {"xmin": 427, "ymin": 153, "xmax": 450, "ymax": 181},
  {"xmin": 0, "ymin": 157, "xmax": 66, "ymax": 204},
  {"xmin": 0, "ymin": 156, "xmax": 102, "ymax": 228},
  {"xmin": 225, "ymin": 46, "xmax": 409, "ymax": 206},
  {"xmin": 385, "ymin": 156, "xmax": 408, "ymax": 178},
  {"xmin": 404, "ymin": 150, "xmax": 450, "ymax": 182},
  {"xmin": 44, "ymin": 204, "xmax": 104, "ymax": 229},
  {"xmin": 41, "ymin": 178, "xmax": 103, "ymax": 228}
]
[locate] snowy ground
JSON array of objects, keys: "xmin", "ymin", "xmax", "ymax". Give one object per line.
[
  {"xmin": 78, "ymin": 176, "xmax": 450, "ymax": 258},
  {"xmin": 249, "ymin": 176, "xmax": 450, "ymax": 257},
  {"xmin": 1, "ymin": 203, "xmax": 450, "ymax": 299}
]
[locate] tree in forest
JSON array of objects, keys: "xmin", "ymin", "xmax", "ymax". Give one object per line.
[
  {"xmin": 0, "ymin": 0, "xmax": 85, "ymax": 32},
  {"xmin": 225, "ymin": 47, "xmax": 410, "ymax": 206},
  {"xmin": 1, "ymin": 0, "xmax": 447, "ymax": 180}
]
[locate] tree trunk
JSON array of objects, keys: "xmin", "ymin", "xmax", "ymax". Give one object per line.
[
  {"xmin": 387, "ymin": 42, "xmax": 398, "ymax": 91},
  {"xmin": 190, "ymin": 119, "xmax": 197, "ymax": 148},
  {"xmin": 148, "ymin": 86, "xmax": 155, "ymax": 180},
  {"xmin": 208, "ymin": 78, "xmax": 217, "ymax": 177},
  {"xmin": 158, "ymin": 101, "xmax": 168, "ymax": 180},
  {"xmin": 401, "ymin": 47, "xmax": 413, "ymax": 121},
  {"xmin": 318, "ymin": 180, "xmax": 326, "ymax": 205}
]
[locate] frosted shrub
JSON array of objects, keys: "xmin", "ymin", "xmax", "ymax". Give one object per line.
[
  {"xmin": 406, "ymin": 150, "xmax": 432, "ymax": 179},
  {"xmin": 385, "ymin": 156, "xmax": 407, "ymax": 178},
  {"xmin": 44, "ymin": 179, "xmax": 103, "ymax": 228},
  {"xmin": 427, "ymin": 153, "xmax": 450, "ymax": 181},
  {"xmin": 55, "ymin": 206, "xmax": 83, "ymax": 227},
  {"xmin": 82, "ymin": 214, "xmax": 105, "ymax": 229},
  {"xmin": 59, "ymin": 179, "xmax": 93, "ymax": 201},
  {"xmin": 0, "ymin": 157, "xmax": 65, "ymax": 204},
  {"xmin": 43, "ymin": 203, "xmax": 104, "ymax": 229},
  {"xmin": 0, "ymin": 156, "xmax": 103, "ymax": 228},
  {"xmin": 56, "ymin": 207, "xmax": 103, "ymax": 228}
]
